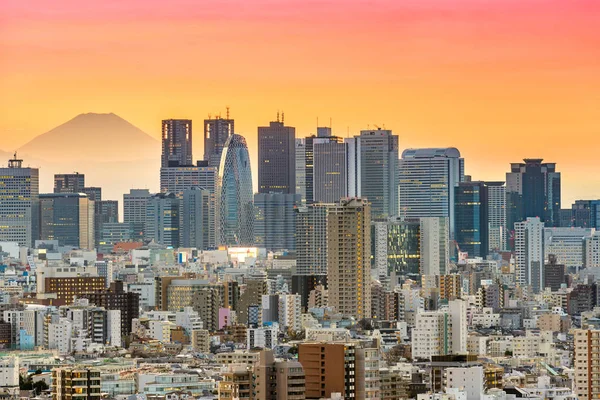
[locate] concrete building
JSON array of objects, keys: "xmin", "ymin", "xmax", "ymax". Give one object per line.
[
  {"xmin": 573, "ymin": 329, "xmax": 600, "ymax": 399},
  {"xmin": 52, "ymin": 367, "xmax": 101, "ymax": 400},
  {"xmin": 446, "ymin": 366, "xmax": 484, "ymax": 400},
  {"xmin": 248, "ymin": 323, "xmax": 279, "ymax": 349},
  {"xmin": 515, "ymin": 217, "xmax": 544, "ymax": 293},
  {"xmin": 543, "ymin": 254, "xmax": 566, "ymax": 291},
  {"xmin": 258, "ymin": 118, "xmax": 296, "ymax": 194},
  {"xmin": 327, "ymin": 198, "xmax": 371, "ymax": 320},
  {"xmin": 254, "ymin": 193, "xmax": 301, "ymax": 250},
  {"xmin": 39, "ymin": 193, "xmax": 95, "ymax": 249},
  {"xmin": 586, "ymin": 232, "xmax": 600, "ymax": 268},
  {"xmin": 0, "ymin": 155, "xmax": 39, "ymax": 247},
  {"xmin": 54, "ymin": 172, "xmax": 85, "ymax": 193},
  {"xmin": 420, "ymin": 217, "xmax": 450, "ymax": 276},
  {"xmin": 295, "ymin": 203, "xmax": 329, "ymax": 276},
  {"xmin": 36, "ymin": 264, "xmax": 105, "ymax": 306},
  {"xmin": 161, "ymin": 119, "xmax": 192, "ymax": 168},
  {"xmin": 486, "ymin": 182, "xmax": 508, "ymax": 252},
  {"xmin": 399, "ymin": 148, "xmax": 464, "ymax": 235},
  {"xmin": 191, "ymin": 286, "xmax": 220, "ymax": 332},
  {"xmin": 347, "ymin": 128, "xmax": 399, "ymax": 218},
  {"xmin": 543, "ymin": 227, "xmax": 593, "ymax": 271}
]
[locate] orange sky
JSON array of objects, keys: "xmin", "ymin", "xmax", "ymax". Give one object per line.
[{"xmin": 1, "ymin": 0, "xmax": 599, "ymax": 204}]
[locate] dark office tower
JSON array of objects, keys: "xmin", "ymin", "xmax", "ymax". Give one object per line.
[
  {"xmin": 0, "ymin": 155, "xmax": 39, "ymax": 247},
  {"xmin": 181, "ymin": 187, "xmax": 215, "ymax": 250},
  {"xmin": 258, "ymin": 116, "xmax": 296, "ymax": 194},
  {"xmin": 82, "ymin": 187, "xmax": 102, "ymax": 201},
  {"xmin": 454, "ymin": 181, "xmax": 489, "ymax": 258},
  {"xmin": 218, "ymin": 134, "xmax": 254, "ymax": 246},
  {"xmin": 254, "ymin": 193, "xmax": 301, "ymax": 251},
  {"xmin": 559, "ymin": 209, "xmax": 574, "ymax": 228},
  {"xmin": 39, "ymin": 193, "xmax": 95, "ymax": 249},
  {"xmin": 295, "ymin": 137, "xmax": 315, "ymax": 204},
  {"xmin": 94, "ymin": 200, "xmax": 119, "ymax": 249},
  {"xmin": 543, "ymin": 254, "xmax": 566, "ymax": 292},
  {"xmin": 204, "ymin": 115, "xmax": 234, "ymax": 168},
  {"xmin": 54, "ymin": 172, "xmax": 85, "ymax": 193},
  {"xmin": 161, "ymin": 119, "xmax": 192, "ymax": 168},
  {"xmin": 124, "ymin": 189, "xmax": 151, "ymax": 240},
  {"xmin": 347, "ymin": 128, "xmax": 399, "ymax": 219},
  {"xmin": 571, "ymin": 200, "xmax": 600, "ymax": 228},
  {"xmin": 313, "ymin": 135, "xmax": 347, "ymax": 203},
  {"xmin": 80, "ymin": 281, "xmax": 140, "ymax": 337},
  {"xmin": 506, "ymin": 159, "xmax": 561, "ymax": 229},
  {"xmin": 145, "ymin": 193, "xmax": 180, "ymax": 248}
]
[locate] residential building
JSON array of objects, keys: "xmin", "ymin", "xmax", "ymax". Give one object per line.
[
  {"xmin": 515, "ymin": 217, "xmax": 544, "ymax": 293},
  {"xmin": 573, "ymin": 329, "xmax": 600, "ymax": 399},
  {"xmin": 52, "ymin": 367, "xmax": 101, "ymax": 400},
  {"xmin": 420, "ymin": 217, "xmax": 450, "ymax": 276}
]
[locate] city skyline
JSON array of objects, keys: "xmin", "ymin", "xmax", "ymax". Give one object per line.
[{"xmin": 1, "ymin": 0, "xmax": 599, "ymax": 204}]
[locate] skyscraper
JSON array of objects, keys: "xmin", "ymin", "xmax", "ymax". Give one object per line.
[
  {"xmin": 313, "ymin": 135, "xmax": 347, "ymax": 203},
  {"xmin": 295, "ymin": 138, "xmax": 307, "ymax": 202},
  {"xmin": 123, "ymin": 189, "xmax": 151, "ymax": 240},
  {"xmin": 54, "ymin": 173, "xmax": 85, "ymax": 193},
  {"xmin": 145, "ymin": 193, "xmax": 180, "ymax": 248},
  {"xmin": 398, "ymin": 148, "xmax": 464, "ymax": 235},
  {"xmin": 254, "ymin": 193, "xmax": 301, "ymax": 251},
  {"xmin": 218, "ymin": 133, "xmax": 254, "ymax": 246},
  {"xmin": 515, "ymin": 217, "xmax": 544, "ymax": 293},
  {"xmin": 347, "ymin": 128, "xmax": 399, "ymax": 218},
  {"xmin": 372, "ymin": 217, "xmax": 421, "ymax": 281},
  {"xmin": 94, "ymin": 200, "xmax": 118, "ymax": 248},
  {"xmin": 181, "ymin": 187, "xmax": 215, "ymax": 250},
  {"xmin": 39, "ymin": 193, "xmax": 95, "ymax": 249},
  {"xmin": 295, "ymin": 203, "xmax": 329, "ymax": 276},
  {"xmin": 419, "ymin": 217, "xmax": 450, "ymax": 276},
  {"xmin": 161, "ymin": 119, "xmax": 192, "ymax": 168},
  {"xmin": 506, "ymin": 159, "xmax": 561, "ymax": 231},
  {"xmin": 258, "ymin": 117, "xmax": 296, "ymax": 194},
  {"xmin": 204, "ymin": 115, "xmax": 234, "ymax": 168},
  {"xmin": 0, "ymin": 155, "xmax": 39, "ymax": 247},
  {"xmin": 486, "ymin": 181, "xmax": 507, "ymax": 252},
  {"xmin": 160, "ymin": 161, "xmax": 217, "ymax": 196},
  {"xmin": 327, "ymin": 198, "xmax": 371, "ymax": 320},
  {"xmin": 454, "ymin": 181, "xmax": 489, "ymax": 258}
]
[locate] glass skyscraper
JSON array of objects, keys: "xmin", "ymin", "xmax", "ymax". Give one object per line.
[
  {"xmin": 454, "ymin": 181, "xmax": 489, "ymax": 258},
  {"xmin": 258, "ymin": 119, "xmax": 296, "ymax": 194},
  {"xmin": 218, "ymin": 133, "xmax": 254, "ymax": 246}
]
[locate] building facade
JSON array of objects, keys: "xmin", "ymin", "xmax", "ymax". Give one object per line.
[{"xmin": 258, "ymin": 119, "xmax": 296, "ymax": 194}]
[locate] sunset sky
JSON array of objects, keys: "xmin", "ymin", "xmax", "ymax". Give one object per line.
[{"xmin": 1, "ymin": 0, "xmax": 599, "ymax": 203}]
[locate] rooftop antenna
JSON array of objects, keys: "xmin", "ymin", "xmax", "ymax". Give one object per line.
[
  {"xmin": 277, "ymin": 110, "xmax": 280, "ymax": 123},
  {"xmin": 226, "ymin": 106, "xmax": 230, "ymax": 119},
  {"xmin": 282, "ymin": 111, "xmax": 285, "ymax": 124}
]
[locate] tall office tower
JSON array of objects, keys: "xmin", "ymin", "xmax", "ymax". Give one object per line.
[
  {"xmin": 372, "ymin": 217, "xmax": 421, "ymax": 281},
  {"xmin": 411, "ymin": 299, "xmax": 467, "ymax": 360},
  {"xmin": 454, "ymin": 181, "xmax": 489, "ymax": 258},
  {"xmin": 204, "ymin": 115, "xmax": 234, "ymax": 168},
  {"xmin": 574, "ymin": 329, "xmax": 600, "ymax": 399},
  {"xmin": 218, "ymin": 133, "xmax": 254, "ymax": 246},
  {"xmin": 258, "ymin": 117, "xmax": 296, "ymax": 194},
  {"xmin": 398, "ymin": 148, "xmax": 464, "ymax": 236},
  {"xmin": 39, "ymin": 193, "xmax": 95, "ymax": 249},
  {"xmin": 80, "ymin": 281, "xmax": 140, "ymax": 337},
  {"xmin": 347, "ymin": 128, "xmax": 399, "ymax": 218},
  {"xmin": 254, "ymin": 193, "xmax": 301, "ymax": 251},
  {"xmin": 543, "ymin": 254, "xmax": 566, "ymax": 292},
  {"xmin": 161, "ymin": 119, "xmax": 192, "ymax": 168},
  {"xmin": 294, "ymin": 138, "xmax": 308, "ymax": 202},
  {"xmin": 145, "ymin": 193, "xmax": 180, "ymax": 248},
  {"xmin": 52, "ymin": 367, "xmax": 101, "ymax": 400},
  {"xmin": 54, "ymin": 172, "xmax": 85, "ymax": 193},
  {"xmin": 572, "ymin": 200, "xmax": 600, "ymax": 229},
  {"xmin": 506, "ymin": 159, "xmax": 561, "ymax": 231},
  {"xmin": 327, "ymin": 198, "xmax": 371, "ymax": 320},
  {"xmin": 94, "ymin": 200, "xmax": 118, "ymax": 249},
  {"xmin": 515, "ymin": 217, "xmax": 544, "ymax": 293},
  {"xmin": 159, "ymin": 161, "xmax": 217, "ymax": 195},
  {"xmin": 0, "ymin": 155, "xmax": 39, "ymax": 247},
  {"xmin": 419, "ymin": 217, "xmax": 449, "ymax": 276},
  {"xmin": 543, "ymin": 227, "xmax": 592, "ymax": 272},
  {"xmin": 180, "ymin": 188, "xmax": 215, "ymax": 250},
  {"xmin": 295, "ymin": 204, "xmax": 329, "ymax": 275},
  {"xmin": 123, "ymin": 189, "xmax": 151, "ymax": 240},
  {"xmin": 486, "ymin": 181, "xmax": 507, "ymax": 252},
  {"xmin": 82, "ymin": 187, "xmax": 101, "ymax": 201},
  {"xmin": 313, "ymin": 135, "xmax": 347, "ymax": 203}
]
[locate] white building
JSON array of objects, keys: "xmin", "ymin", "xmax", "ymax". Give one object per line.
[
  {"xmin": 544, "ymin": 227, "xmax": 593, "ymax": 271},
  {"xmin": 515, "ymin": 217, "xmax": 544, "ymax": 293},
  {"xmin": 0, "ymin": 356, "xmax": 18, "ymax": 387},
  {"xmin": 248, "ymin": 323, "xmax": 279, "ymax": 349},
  {"xmin": 420, "ymin": 217, "xmax": 450, "ymax": 275},
  {"xmin": 128, "ymin": 282, "xmax": 156, "ymax": 309},
  {"xmin": 175, "ymin": 307, "xmax": 203, "ymax": 336},
  {"xmin": 47, "ymin": 317, "xmax": 73, "ymax": 355},
  {"xmin": 585, "ymin": 232, "xmax": 600, "ymax": 268},
  {"xmin": 446, "ymin": 366, "xmax": 485, "ymax": 400},
  {"xmin": 278, "ymin": 294, "xmax": 302, "ymax": 333},
  {"xmin": 148, "ymin": 320, "xmax": 173, "ymax": 343}
]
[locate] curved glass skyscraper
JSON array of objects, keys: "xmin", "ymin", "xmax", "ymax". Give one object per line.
[{"xmin": 218, "ymin": 133, "xmax": 254, "ymax": 246}]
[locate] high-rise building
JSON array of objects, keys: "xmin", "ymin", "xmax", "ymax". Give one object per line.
[
  {"xmin": 52, "ymin": 367, "xmax": 101, "ymax": 400},
  {"xmin": 94, "ymin": 200, "xmax": 118, "ymax": 249},
  {"xmin": 159, "ymin": 161, "xmax": 217, "ymax": 196},
  {"xmin": 486, "ymin": 181, "xmax": 507, "ymax": 252},
  {"xmin": 372, "ymin": 217, "xmax": 421, "ymax": 281},
  {"xmin": 218, "ymin": 133, "xmax": 254, "ymax": 246},
  {"xmin": 54, "ymin": 172, "xmax": 85, "ymax": 193},
  {"xmin": 585, "ymin": 233, "xmax": 600, "ymax": 269},
  {"xmin": 544, "ymin": 227, "xmax": 593, "ymax": 272},
  {"xmin": 295, "ymin": 138, "xmax": 308, "ymax": 203},
  {"xmin": 254, "ymin": 193, "xmax": 301, "ymax": 250},
  {"xmin": 454, "ymin": 181, "xmax": 489, "ymax": 258},
  {"xmin": 313, "ymin": 135, "xmax": 347, "ymax": 203},
  {"xmin": 543, "ymin": 254, "xmax": 566, "ymax": 292},
  {"xmin": 258, "ymin": 118, "xmax": 296, "ymax": 194},
  {"xmin": 144, "ymin": 193, "xmax": 180, "ymax": 248},
  {"xmin": 0, "ymin": 155, "xmax": 39, "ymax": 247},
  {"xmin": 181, "ymin": 187, "xmax": 215, "ymax": 250},
  {"xmin": 295, "ymin": 204, "xmax": 330, "ymax": 275},
  {"xmin": 327, "ymin": 198, "xmax": 371, "ymax": 320},
  {"xmin": 419, "ymin": 217, "xmax": 450, "ymax": 276},
  {"xmin": 515, "ymin": 217, "xmax": 544, "ymax": 293},
  {"xmin": 39, "ymin": 193, "xmax": 95, "ymax": 249},
  {"xmin": 506, "ymin": 159, "xmax": 561, "ymax": 230},
  {"xmin": 347, "ymin": 128, "xmax": 399, "ymax": 218},
  {"xmin": 571, "ymin": 200, "xmax": 600, "ymax": 229},
  {"xmin": 398, "ymin": 148, "xmax": 464, "ymax": 235},
  {"xmin": 204, "ymin": 115, "xmax": 234, "ymax": 168},
  {"xmin": 574, "ymin": 329, "xmax": 600, "ymax": 399},
  {"xmin": 161, "ymin": 119, "xmax": 192, "ymax": 168},
  {"xmin": 123, "ymin": 189, "xmax": 151, "ymax": 240},
  {"xmin": 82, "ymin": 187, "xmax": 101, "ymax": 201}
]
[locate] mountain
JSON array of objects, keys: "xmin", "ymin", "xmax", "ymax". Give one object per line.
[
  {"xmin": 12, "ymin": 113, "xmax": 161, "ymax": 204},
  {"xmin": 19, "ymin": 113, "xmax": 159, "ymax": 162}
]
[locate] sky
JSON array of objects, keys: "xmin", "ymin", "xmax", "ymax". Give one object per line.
[{"xmin": 1, "ymin": 0, "xmax": 599, "ymax": 204}]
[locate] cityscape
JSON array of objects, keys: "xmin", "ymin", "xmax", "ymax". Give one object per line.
[{"xmin": 1, "ymin": 1, "xmax": 600, "ymax": 400}]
